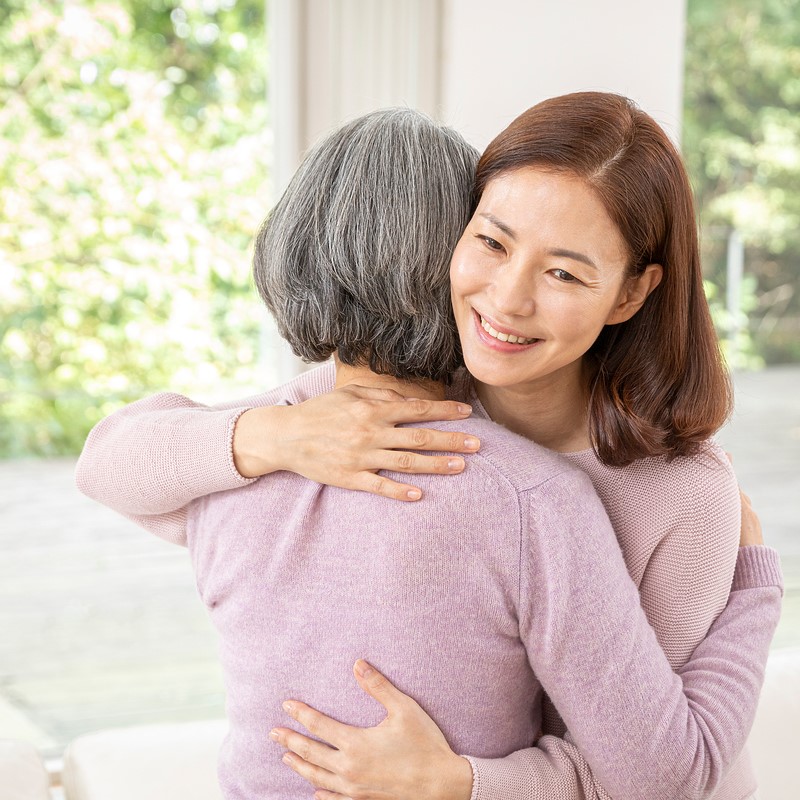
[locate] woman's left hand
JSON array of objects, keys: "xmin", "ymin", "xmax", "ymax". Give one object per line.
[{"xmin": 270, "ymin": 660, "xmax": 473, "ymax": 800}]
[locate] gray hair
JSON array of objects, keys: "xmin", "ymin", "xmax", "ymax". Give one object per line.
[{"xmin": 253, "ymin": 108, "xmax": 479, "ymax": 383}]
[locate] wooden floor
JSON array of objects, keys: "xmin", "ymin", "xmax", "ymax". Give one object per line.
[{"xmin": 1, "ymin": 366, "xmax": 798, "ymax": 759}]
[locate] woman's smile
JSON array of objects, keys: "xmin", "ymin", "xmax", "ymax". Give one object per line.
[{"xmin": 473, "ymin": 310, "xmax": 541, "ymax": 349}]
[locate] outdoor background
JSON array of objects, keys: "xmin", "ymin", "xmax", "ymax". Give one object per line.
[{"xmin": 1, "ymin": 0, "xmax": 799, "ymax": 760}]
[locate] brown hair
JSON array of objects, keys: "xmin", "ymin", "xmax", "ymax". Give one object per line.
[{"xmin": 476, "ymin": 92, "xmax": 732, "ymax": 466}]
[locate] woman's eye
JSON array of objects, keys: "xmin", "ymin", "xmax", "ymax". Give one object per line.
[
  {"xmin": 552, "ymin": 268, "xmax": 579, "ymax": 283},
  {"xmin": 478, "ymin": 235, "xmax": 503, "ymax": 252}
]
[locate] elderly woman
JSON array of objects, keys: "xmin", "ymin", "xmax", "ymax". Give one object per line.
[{"xmin": 77, "ymin": 103, "xmax": 782, "ymax": 800}]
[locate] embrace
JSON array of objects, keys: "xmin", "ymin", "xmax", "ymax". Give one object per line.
[{"xmin": 77, "ymin": 93, "xmax": 783, "ymax": 800}]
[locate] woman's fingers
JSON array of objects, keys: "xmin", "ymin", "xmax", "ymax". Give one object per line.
[
  {"xmin": 382, "ymin": 426, "xmax": 481, "ymax": 455},
  {"xmin": 739, "ymin": 488, "xmax": 764, "ymax": 546},
  {"xmin": 281, "ymin": 752, "xmax": 342, "ymax": 793},
  {"xmin": 389, "ymin": 398, "xmax": 474, "ymax": 424},
  {"xmin": 376, "ymin": 450, "xmax": 466, "ymax": 475},
  {"xmin": 349, "ymin": 472, "xmax": 426, "ymax": 502},
  {"xmin": 284, "ymin": 386, "xmax": 481, "ymax": 501},
  {"xmin": 353, "ymin": 660, "xmax": 408, "ymax": 714},
  {"xmin": 314, "ymin": 791, "xmax": 351, "ymax": 800},
  {"xmin": 270, "ymin": 727, "xmax": 339, "ymax": 772},
  {"xmin": 338, "ymin": 385, "xmax": 473, "ymax": 424},
  {"xmin": 281, "ymin": 700, "xmax": 352, "ymax": 748}
]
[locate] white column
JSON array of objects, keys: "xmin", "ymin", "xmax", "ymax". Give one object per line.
[{"xmin": 269, "ymin": 0, "xmax": 443, "ymax": 188}]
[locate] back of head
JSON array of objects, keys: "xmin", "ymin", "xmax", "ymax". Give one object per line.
[
  {"xmin": 254, "ymin": 108, "xmax": 479, "ymax": 384},
  {"xmin": 477, "ymin": 92, "xmax": 731, "ymax": 465}
]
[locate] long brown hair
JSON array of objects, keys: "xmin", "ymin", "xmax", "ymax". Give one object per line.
[{"xmin": 476, "ymin": 92, "xmax": 731, "ymax": 466}]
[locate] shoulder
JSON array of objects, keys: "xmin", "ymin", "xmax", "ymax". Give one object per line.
[
  {"xmin": 628, "ymin": 439, "xmax": 738, "ymax": 511},
  {"xmin": 421, "ymin": 415, "xmax": 592, "ymax": 496},
  {"xmin": 572, "ymin": 439, "xmax": 738, "ymax": 510},
  {"xmin": 563, "ymin": 439, "xmax": 740, "ymax": 569}
]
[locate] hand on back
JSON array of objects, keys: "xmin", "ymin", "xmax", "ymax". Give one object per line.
[{"xmin": 233, "ymin": 384, "xmax": 481, "ymax": 501}]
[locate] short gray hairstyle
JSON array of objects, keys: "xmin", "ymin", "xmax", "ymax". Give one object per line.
[{"xmin": 253, "ymin": 108, "xmax": 479, "ymax": 383}]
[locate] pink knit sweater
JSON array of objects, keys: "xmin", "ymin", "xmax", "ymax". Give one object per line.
[{"xmin": 75, "ymin": 363, "xmax": 783, "ymax": 800}]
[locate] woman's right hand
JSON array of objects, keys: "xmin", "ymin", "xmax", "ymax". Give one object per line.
[
  {"xmin": 233, "ymin": 385, "xmax": 481, "ymax": 501},
  {"xmin": 739, "ymin": 489, "xmax": 764, "ymax": 547},
  {"xmin": 726, "ymin": 452, "xmax": 764, "ymax": 548}
]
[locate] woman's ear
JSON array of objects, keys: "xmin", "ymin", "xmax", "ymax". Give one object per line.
[{"xmin": 606, "ymin": 263, "xmax": 663, "ymax": 325}]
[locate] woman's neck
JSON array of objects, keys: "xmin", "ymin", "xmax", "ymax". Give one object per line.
[
  {"xmin": 475, "ymin": 363, "xmax": 591, "ymax": 452},
  {"xmin": 333, "ymin": 357, "xmax": 445, "ymax": 401}
]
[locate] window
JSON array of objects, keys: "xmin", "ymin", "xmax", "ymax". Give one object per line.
[{"xmin": 1, "ymin": 0, "xmax": 268, "ymax": 758}]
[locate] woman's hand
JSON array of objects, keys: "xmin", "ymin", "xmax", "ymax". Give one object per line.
[
  {"xmin": 233, "ymin": 385, "xmax": 481, "ymax": 501},
  {"xmin": 739, "ymin": 489, "xmax": 764, "ymax": 547},
  {"xmin": 725, "ymin": 453, "xmax": 764, "ymax": 547},
  {"xmin": 270, "ymin": 660, "xmax": 473, "ymax": 800}
]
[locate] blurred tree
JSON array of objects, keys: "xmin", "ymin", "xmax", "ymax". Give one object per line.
[
  {"xmin": 684, "ymin": 0, "xmax": 800, "ymax": 364},
  {"xmin": 0, "ymin": 0, "xmax": 269, "ymax": 456}
]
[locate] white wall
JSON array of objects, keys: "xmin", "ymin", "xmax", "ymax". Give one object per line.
[{"xmin": 439, "ymin": 0, "xmax": 686, "ymax": 149}]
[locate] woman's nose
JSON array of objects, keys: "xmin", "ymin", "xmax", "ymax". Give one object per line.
[{"xmin": 489, "ymin": 262, "xmax": 536, "ymax": 318}]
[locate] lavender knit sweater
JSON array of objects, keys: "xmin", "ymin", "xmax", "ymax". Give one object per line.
[{"xmin": 76, "ymin": 364, "xmax": 783, "ymax": 800}]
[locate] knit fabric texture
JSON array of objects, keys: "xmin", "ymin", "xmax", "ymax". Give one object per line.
[{"xmin": 75, "ymin": 362, "xmax": 783, "ymax": 800}]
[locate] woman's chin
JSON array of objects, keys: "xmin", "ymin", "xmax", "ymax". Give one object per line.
[{"xmin": 462, "ymin": 356, "xmax": 524, "ymax": 388}]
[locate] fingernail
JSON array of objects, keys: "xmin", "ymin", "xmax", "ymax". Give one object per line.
[
  {"xmin": 464, "ymin": 437, "xmax": 479, "ymax": 449},
  {"xmin": 355, "ymin": 659, "xmax": 375, "ymax": 678},
  {"xmin": 448, "ymin": 458, "xmax": 464, "ymax": 471},
  {"xmin": 407, "ymin": 489, "xmax": 422, "ymax": 500},
  {"xmin": 282, "ymin": 701, "xmax": 295, "ymax": 714},
  {"xmin": 282, "ymin": 753, "xmax": 294, "ymax": 765},
  {"xmin": 458, "ymin": 404, "xmax": 472, "ymax": 414}
]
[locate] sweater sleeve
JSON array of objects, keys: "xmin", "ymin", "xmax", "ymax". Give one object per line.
[
  {"xmin": 523, "ymin": 442, "xmax": 744, "ymax": 794},
  {"xmin": 466, "ymin": 472, "xmax": 782, "ymax": 800},
  {"xmin": 74, "ymin": 366, "xmax": 334, "ymax": 546},
  {"xmin": 637, "ymin": 444, "xmax": 740, "ymax": 669}
]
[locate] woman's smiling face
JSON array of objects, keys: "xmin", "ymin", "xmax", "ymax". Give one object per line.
[{"xmin": 450, "ymin": 167, "xmax": 651, "ymax": 392}]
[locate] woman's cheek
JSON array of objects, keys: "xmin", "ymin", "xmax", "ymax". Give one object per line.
[
  {"xmin": 450, "ymin": 252, "xmax": 487, "ymax": 296},
  {"xmin": 449, "ymin": 259, "xmax": 473, "ymax": 299}
]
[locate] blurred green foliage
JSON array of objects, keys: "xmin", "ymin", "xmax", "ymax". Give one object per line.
[
  {"xmin": 1, "ymin": 0, "xmax": 269, "ymax": 456},
  {"xmin": 684, "ymin": 0, "xmax": 800, "ymax": 366}
]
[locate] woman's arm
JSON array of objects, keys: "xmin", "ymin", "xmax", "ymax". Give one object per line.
[
  {"xmin": 467, "ymin": 545, "xmax": 780, "ymax": 800},
  {"xmin": 636, "ymin": 445, "xmax": 740, "ymax": 669},
  {"xmin": 532, "ymin": 477, "xmax": 767, "ymax": 795},
  {"xmin": 533, "ymin": 443, "xmax": 748, "ymax": 786},
  {"xmin": 75, "ymin": 366, "xmax": 479, "ymax": 544}
]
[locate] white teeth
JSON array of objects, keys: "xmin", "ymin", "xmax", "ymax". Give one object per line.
[{"xmin": 480, "ymin": 315, "xmax": 536, "ymax": 345}]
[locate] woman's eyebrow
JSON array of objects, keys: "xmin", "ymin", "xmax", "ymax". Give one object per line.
[
  {"xmin": 548, "ymin": 248, "xmax": 598, "ymax": 270},
  {"xmin": 479, "ymin": 212, "xmax": 516, "ymax": 240}
]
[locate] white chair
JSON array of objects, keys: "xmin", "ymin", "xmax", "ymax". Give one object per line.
[
  {"xmin": 0, "ymin": 739, "xmax": 51, "ymax": 800},
  {"xmin": 61, "ymin": 719, "xmax": 226, "ymax": 800},
  {"xmin": 748, "ymin": 647, "xmax": 800, "ymax": 800}
]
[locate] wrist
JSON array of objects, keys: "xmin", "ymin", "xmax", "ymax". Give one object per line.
[
  {"xmin": 434, "ymin": 753, "xmax": 473, "ymax": 800},
  {"xmin": 232, "ymin": 406, "xmax": 289, "ymax": 478}
]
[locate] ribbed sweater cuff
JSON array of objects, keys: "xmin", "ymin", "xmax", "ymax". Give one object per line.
[
  {"xmin": 462, "ymin": 756, "xmax": 483, "ymax": 800},
  {"xmin": 178, "ymin": 406, "xmax": 258, "ymax": 497},
  {"xmin": 732, "ymin": 546, "xmax": 784, "ymax": 593}
]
